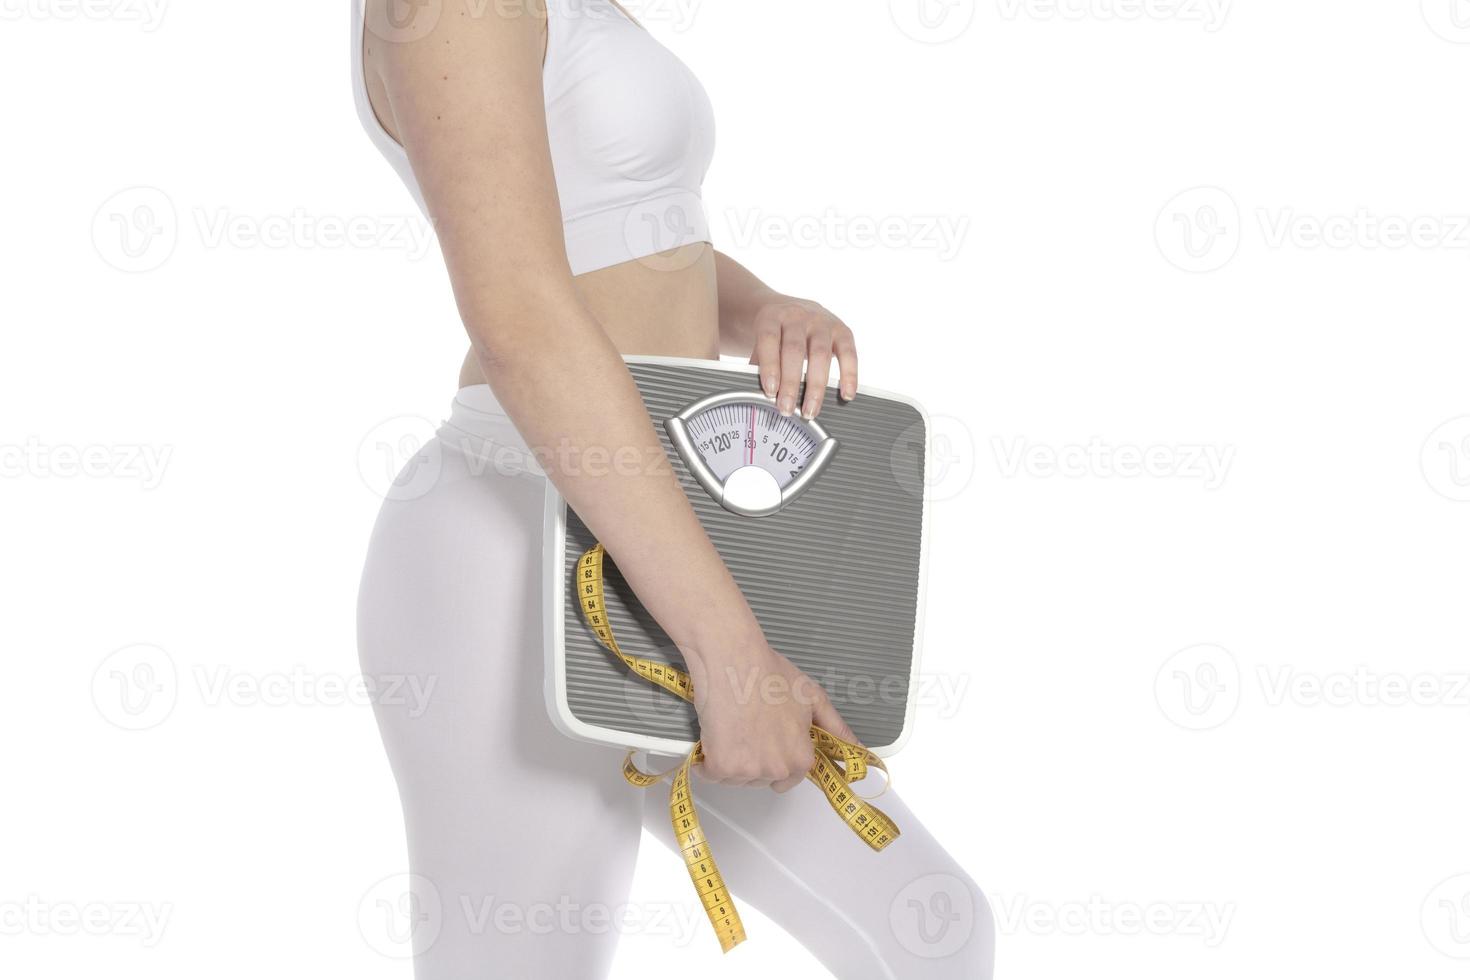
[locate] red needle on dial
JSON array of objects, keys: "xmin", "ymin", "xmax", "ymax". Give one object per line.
[{"xmin": 748, "ymin": 406, "xmax": 755, "ymax": 464}]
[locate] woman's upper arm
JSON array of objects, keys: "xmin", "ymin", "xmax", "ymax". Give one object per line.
[{"xmin": 370, "ymin": 2, "xmax": 573, "ymax": 342}]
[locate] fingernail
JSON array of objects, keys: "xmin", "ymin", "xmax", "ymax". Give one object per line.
[
  {"xmin": 840, "ymin": 384, "xmax": 855, "ymax": 401},
  {"xmin": 778, "ymin": 397, "xmax": 794, "ymax": 416},
  {"xmin": 762, "ymin": 376, "xmax": 777, "ymax": 397},
  {"xmin": 801, "ymin": 402, "xmax": 816, "ymax": 419}
]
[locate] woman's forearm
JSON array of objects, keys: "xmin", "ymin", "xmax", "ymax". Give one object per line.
[
  {"xmin": 471, "ymin": 300, "xmax": 764, "ymax": 667},
  {"xmin": 714, "ymin": 251, "xmax": 782, "ymax": 357}
]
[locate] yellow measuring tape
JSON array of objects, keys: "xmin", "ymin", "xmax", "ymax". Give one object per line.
[{"xmin": 575, "ymin": 543, "xmax": 901, "ymax": 952}]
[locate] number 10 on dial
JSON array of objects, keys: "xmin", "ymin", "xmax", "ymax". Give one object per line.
[{"xmin": 665, "ymin": 390, "xmax": 838, "ymax": 517}]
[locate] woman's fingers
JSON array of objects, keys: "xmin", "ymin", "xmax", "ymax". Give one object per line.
[
  {"xmin": 810, "ymin": 689, "xmax": 858, "ymax": 744},
  {"xmin": 772, "ymin": 772, "xmax": 806, "ymax": 794},
  {"xmin": 777, "ymin": 322, "xmax": 806, "ymax": 416},
  {"xmin": 696, "ymin": 757, "xmax": 754, "ymax": 787},
  {"xmin": 834, "ymin": 324, "xmax": 858, "ymax": 401},
  {"xmin": 803, "ymin": 328, "xmax": 834, "ymax": 418},
  {"xmin": 696, "ymin": 757, "xmax": 781, "ymax": 789},
  {"xmin": 750, "ymin": 305, "xmax": 855, "ymax": 415},
  {"xmin": 750, "ymin": 317, "xmax": 782, "ymax": 399}
]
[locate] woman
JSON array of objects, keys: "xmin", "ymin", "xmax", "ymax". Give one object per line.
[{"xmin": 351, "ymin": 0, "xmax": 994, "ymax": 976}]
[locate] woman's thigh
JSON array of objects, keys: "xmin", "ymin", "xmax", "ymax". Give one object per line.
[
  {"xmin": 358, "ymin": 443, "xmax": 643, "ymax": 979},
  {"xmin": 641, "ymin": 770, "xmax": 994, "ymax": 979}
]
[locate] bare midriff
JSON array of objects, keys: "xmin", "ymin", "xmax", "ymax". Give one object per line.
[
  {"xmin": 362, "ymin": 30, "xmax": 721, "ymax": 390},
  {"xmin": 456, "ymin": 244, "xmax": 721, "ymax": 387}
]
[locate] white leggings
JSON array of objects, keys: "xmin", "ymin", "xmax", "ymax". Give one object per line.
[{"xmin": 357, "ymin": 385, "xmax": 995, "ymax": 979}]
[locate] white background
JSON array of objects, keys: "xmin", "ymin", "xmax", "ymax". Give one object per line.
[{"xmin": 3, "ymin": 0, "xmax": 1469, "ymax": 977}]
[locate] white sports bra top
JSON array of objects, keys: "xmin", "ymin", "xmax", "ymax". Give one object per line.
[{"xmin": 350, "ymin": 0, "xmax": 716, "ymax": 276}]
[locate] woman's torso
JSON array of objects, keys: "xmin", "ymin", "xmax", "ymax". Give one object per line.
[{"xmin": 356, "ymin": 0, "xmax": 720, "ymax": 384}]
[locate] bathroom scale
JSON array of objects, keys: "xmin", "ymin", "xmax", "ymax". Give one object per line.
[{"xmin": 543, "ymin": 356, "xmax": 931, "ymax": 758}]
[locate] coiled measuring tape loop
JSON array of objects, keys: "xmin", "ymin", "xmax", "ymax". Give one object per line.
[{"xmin": 575, "ymin": 543, "xmax": 901, "ymax": 952}]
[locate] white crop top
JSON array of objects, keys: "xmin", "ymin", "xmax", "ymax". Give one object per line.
[{"xmin": 350, "ymin": 0, "xmax": 717, "ymax": 275}]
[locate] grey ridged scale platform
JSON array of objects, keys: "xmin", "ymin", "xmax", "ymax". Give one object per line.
[{"xmin": 542, "ymin": 357, "xmax": 929, "ymax": 757}]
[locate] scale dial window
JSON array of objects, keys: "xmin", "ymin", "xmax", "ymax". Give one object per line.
[{"xmin": 665, "ymin": 391, "xmax": 838, "ymax": 517}]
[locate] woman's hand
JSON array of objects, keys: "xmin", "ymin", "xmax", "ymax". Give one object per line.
[
  {"xmin": 686, "ymin": 637, "xmax": 857, "ymax": 794},
  {"xmin": 747, "ymin": 296, "xmax": 859, "ymax": 420},
  {"xmin": 713, "ymin": 252, "xmax": 859, "ymax": 420}
]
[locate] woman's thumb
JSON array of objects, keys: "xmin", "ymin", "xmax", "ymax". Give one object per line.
[{"xmin": 811, "ymin": 691, "xmax": 858, "ymax": 744}]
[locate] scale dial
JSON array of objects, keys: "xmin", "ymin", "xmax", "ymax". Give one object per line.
[{"xmin": 665, "ymin": 390, "xmax": 838, "ymax": 517}]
